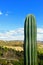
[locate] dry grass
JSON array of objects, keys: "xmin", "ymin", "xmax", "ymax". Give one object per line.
[
  {"xmin": 0, "ymin": 40, "xmax": 43, "ymax": 52},
  {"xmin": 3, "ymin": 46, "xmax": 23, "ymax": 51},
  {"xmin": 37, "ymin": 42, "xmax": 43, "ymax": 53}
]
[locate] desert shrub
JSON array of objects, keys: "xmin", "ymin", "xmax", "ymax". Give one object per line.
[
  {"xmin": 3, "ymin": 47, "xmax": 8, "ymax": 52},
  {"xmin": 11, "ymin": 60, "xmax": 20, "ymax": 65},
  {"xmin": 0, "ymin": 51, "xmax": 3, "ymax": 56},
  {"xmin": 19, "ymin": 58, "xmax": 24, "ymax": 65},
  {"xmin": 38, "ymin": 51, "xmax": 43, "ymax": 65},
  {"xmin": 0, "ymin": 59, "xmax": 7, "ymax": 65}
]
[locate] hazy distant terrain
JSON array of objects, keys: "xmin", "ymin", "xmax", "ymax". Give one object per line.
[{"xmin": 0, "ymin": 40, "xmax": 43, "ymax": 52}]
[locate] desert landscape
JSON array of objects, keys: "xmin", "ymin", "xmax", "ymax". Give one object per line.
[{"xmin": 0, "ymin": 40, "xmax": 43, "ymax": 65}]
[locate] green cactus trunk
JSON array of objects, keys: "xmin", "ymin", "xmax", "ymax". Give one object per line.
[{"xmin": 24, "ymin": 14, "xmax": 38, "ymax": 65}]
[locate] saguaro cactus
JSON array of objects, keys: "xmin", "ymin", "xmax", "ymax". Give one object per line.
[{"xmin": 24, "ymin": 14, "xmax": 38, "ymax": 65}]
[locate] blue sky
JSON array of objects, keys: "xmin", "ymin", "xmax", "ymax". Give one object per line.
[{"xmin": 0, "ymin": 0, "xmax": 43, "ymax": 41}]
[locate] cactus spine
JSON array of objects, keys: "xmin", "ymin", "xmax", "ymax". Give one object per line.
[{"xmin": 24, "ymin": 14, "xmax": 38, "ymax": 65}]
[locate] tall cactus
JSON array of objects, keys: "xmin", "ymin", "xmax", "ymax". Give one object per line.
[{"xmin": 24, "ymin": 14, "xmax": 38, "ymax": 65}]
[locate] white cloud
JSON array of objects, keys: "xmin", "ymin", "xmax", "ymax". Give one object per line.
[
  {"xmin": 0, "ymin": 28, "xmax": 43, "ymax": 41},
  {"xmin": 5, "ymin": 13, "xmax": 8, "ymax": 16},
  {"xmin": 0, "ymin": 11, "xmax": 9, "ymax": 16},
  {"xmin": 5, "ymin": 11, "xmax": 10, "ymax": 16},
  {"xmin": 0, "ymin": 11, "xmax": 3, "ymax": 15},
  {"xmin": 0, "ymin": 28, "xmax": 24, "ymax": 41},
  {"xmin": 37, "ymin": 28, "xmax": 43, "ymax": 34},
  {"xmin": 37, "ymin": 28, "xmax": 43, "ymax": 41}
]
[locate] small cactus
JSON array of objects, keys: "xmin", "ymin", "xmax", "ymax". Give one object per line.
[{"xmin": 24, "ymin": 14, "xmax": 38, "ymax": 65}]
